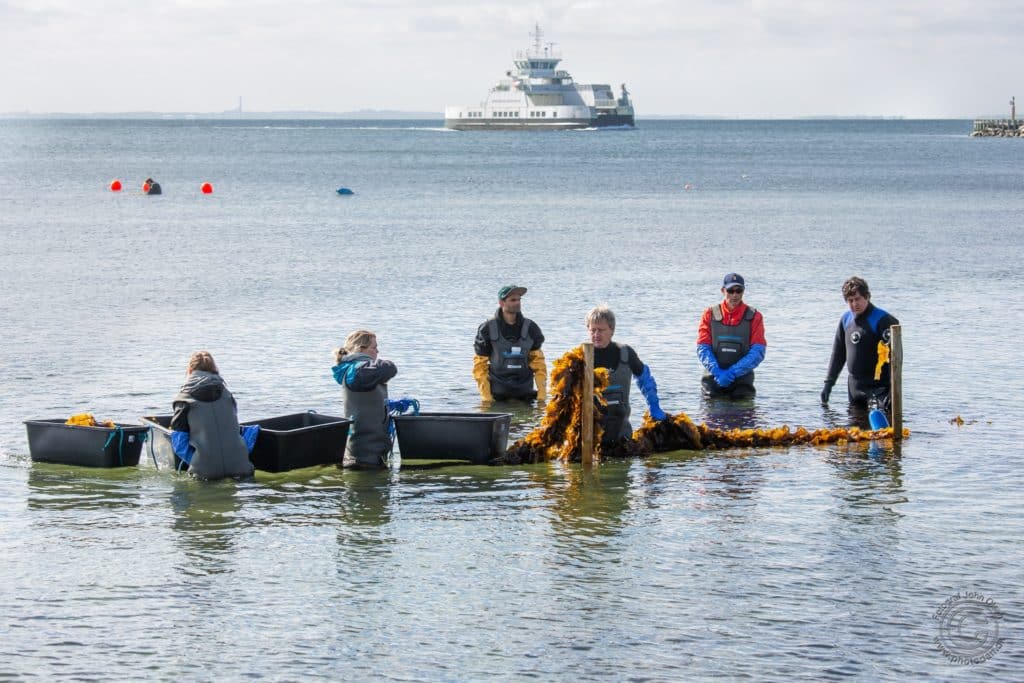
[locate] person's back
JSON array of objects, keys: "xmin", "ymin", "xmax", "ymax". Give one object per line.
[
  {"xmin": 172, "ymin": 369, "xmax": 253, "ymax": 479},
  {"xmin": 332, "ymin": 330, "xmax": 397, "ymax": 468}
]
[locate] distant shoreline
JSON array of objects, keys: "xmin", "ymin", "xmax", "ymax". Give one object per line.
[{"xmin": 0, "ymin": 111, "xmax": 976, "ymax": 121}]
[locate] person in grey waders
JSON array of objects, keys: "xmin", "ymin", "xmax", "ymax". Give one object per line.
[
  {"xmin": 332, "ymin": 330, "xmax": 397, "ymax": 467},
  {"xmin": 170, "ymin": 351, "xmax": 254, "ymax": 480},
  {"xmin": 696, "ymin": 273, "xmax": 767, "ymax": 399},
  {"xmin": 473, "ymin": 285, "xmax": 547, "ymax": 403},
  {"xmin": 585, "ymin": 305, "xmax": 668, "ymax": 450}
]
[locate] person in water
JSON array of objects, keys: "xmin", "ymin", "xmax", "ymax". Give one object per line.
[
  {"xmin": 586, "ymin": 305, "xmax": 667, "ymax": 449},
  {"xmin": 821, "ymin": 276, "xmax": 900, "ymax": 411},
  {"xmin": 473, "ymin": 285, "xmax": 547, "ymax": 403},
  {"xmin": 143, "ymin": 177, "xmax": 162, "ymax": 195},
  {"xmin": 332, "ymin": 330, "xmax": 397, "ymax": 467},
  {"xmin": 696, "ymin": 272, "xmax": 767, "ymax": 399},
  {"xmin": 170, "ymin": 351, "xmax": 254, "ymax": 480}
]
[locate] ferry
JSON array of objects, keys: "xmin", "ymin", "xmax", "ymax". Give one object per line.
[{"xmin": 444, "ymin": 25, "xmax": 634, "ymax": 131}]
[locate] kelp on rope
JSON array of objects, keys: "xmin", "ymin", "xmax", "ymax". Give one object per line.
[{"xmin": 502, "ymin": 345, "xmax": 909, "ymax": 464}]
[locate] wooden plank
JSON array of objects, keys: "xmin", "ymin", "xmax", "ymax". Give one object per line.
[
  {"xmin": 889, "ymin": 324, "xmax": 903, "ymax": 441},
  {"xmin": 581, "ymin": 342, "xmax": 594, "ymax": 465}
]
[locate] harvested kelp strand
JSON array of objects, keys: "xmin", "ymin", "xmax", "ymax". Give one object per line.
[{"xmin": 502, "ymin": 346, "xmax": 909, "ymax": 464}]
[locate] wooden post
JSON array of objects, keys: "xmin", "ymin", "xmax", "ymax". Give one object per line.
[
  {"xmin": 889, "ymin": 324, "xmax": 903, "ymax": 441},
  {"xmin": 581, "ymin": 342, "xmax": 594, "ymax": 465}
]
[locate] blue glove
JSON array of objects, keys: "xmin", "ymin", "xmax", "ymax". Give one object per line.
[
  {"xmin": 170, "ymin": 430, "xmax": 195, "ymax": 465},
  {"xmin": 726, "ymin": 343, "xmax": 766, "ymax": 380},
  {"xmin": 386, "ymin": 396, "xmax": 420, "ymax": 415},
  {"xmin": 716, "ymin": 367, "xmax": 736, "ymax": 388},
  {"xmin": 240, "ymin": 425, "xmax": 260, "ymax": 454},
  {"xmin": 634, "ymin": 364, "xmax": 667, "ymax": 421},
  {"xmin": 696, "ymin": 344, "xmax": 720, "ymax": 374}
]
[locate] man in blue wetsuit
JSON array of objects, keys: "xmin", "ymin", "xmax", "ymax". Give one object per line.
[{"xmin": 821, "ymin": 276, "xmax": 900, "ymax": 411}]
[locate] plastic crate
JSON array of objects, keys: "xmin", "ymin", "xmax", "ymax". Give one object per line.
[
  {"xmin": 25, "ymin": 419, "xmax": 147, "ymax": 468},
  {"xmin": 241, "ymin": 412, "xmax": 351, "ymax": 472},
  {"xmin": 393, "ymin": 412, "xmax": 511, "ymax": 464}
]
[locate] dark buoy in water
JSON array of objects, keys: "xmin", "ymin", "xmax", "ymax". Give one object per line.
[
  {"xmin": 109, "ymin": 179, "xmax": 122, "ymax": 192},
  {"xmin": 143, "ymin": 178, "xmax": 162, "ymax": 195},
  {"xmin": 336, "ymin": 187, "xmax": 354, "ymax": 196},
  {"xmin": 200, "ymin": 182, "xmax": 213, "ymax": 194}
]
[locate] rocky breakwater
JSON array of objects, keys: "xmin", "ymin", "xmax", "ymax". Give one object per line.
[{"xmin": 971, "ymin": 119, "xmax": 1024, "ymax": 137}]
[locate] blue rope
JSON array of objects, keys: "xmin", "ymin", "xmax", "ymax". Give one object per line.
[{"xmin": 102, "ymin": 427, "xmax": 125, "ymax": 466}]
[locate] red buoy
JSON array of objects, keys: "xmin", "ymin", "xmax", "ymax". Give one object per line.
[
  {"xmin": 142, "ymin": 182, "xmax": 151, "ymax": 194},
  {"xmin": 200, "ymin": 182, "xmax": 213, "ymax": 194},
  {"xmin": 109, "ymin": 179, "xmax": 122, "ymax": 192}
]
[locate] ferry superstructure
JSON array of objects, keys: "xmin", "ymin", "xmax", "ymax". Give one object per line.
[{"xmin": 444, "ymin": 26, "xmax": 634, "ymax": 131}]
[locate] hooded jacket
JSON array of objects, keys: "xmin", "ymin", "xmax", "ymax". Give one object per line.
[{"xmin": 171, "ymin": 370, "xmax": 253, "ymax": 480}]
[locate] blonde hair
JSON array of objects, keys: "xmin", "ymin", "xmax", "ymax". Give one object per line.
[
  {"xmin": 187, "ymin": 350, "xmax": 219, "ymax": 374},
  {"xmin": 585, "ymin": 305, "xmax": 616, "ymax": 331},
  {"xmin": 333, "ymin": 330, "xmax": 376, "ymax": 365}
]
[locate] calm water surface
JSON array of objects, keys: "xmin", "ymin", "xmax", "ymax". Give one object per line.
[{"xmin": 0, "ymin": 119, "xmax": 1021, "ymax": 679}]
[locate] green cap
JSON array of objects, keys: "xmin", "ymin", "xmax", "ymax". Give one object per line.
[{"xmin": 498, "ymin": 285, "xmax": 527, "ymax": 300}]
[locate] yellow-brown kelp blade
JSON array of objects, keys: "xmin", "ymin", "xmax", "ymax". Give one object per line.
[{"xmin": 502, "ymin": 347, "xmax": 909, "ymax": 464}]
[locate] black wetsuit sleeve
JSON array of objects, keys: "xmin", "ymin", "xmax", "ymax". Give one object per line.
[
  {"xmin": 474, "ymin": 321, "xmax": 492, "ymax": 356},
  {"xmin": 879, "ymin": 312, "xmax": 900, "ymax": 337},
  {"xmin": 529, "ymin": 321, "xmax": 545, "ymax": 350},
  {"xmin": 170, "ymin": 401, "xmax": 190, "ymax": 431},
  {"xmin": 347, "ymin": 359, "xmax": 398, "ymax": 391},
  {"xmin": 626, "ymin": 346, "xmax": 645, "ymax": 376},
  {"xmin": 825, "ymin": 320, "xmax": 846, "ymax": 384}
]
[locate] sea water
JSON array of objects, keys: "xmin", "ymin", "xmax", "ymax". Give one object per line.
[{"xmin": 0, "ymin": 119, "xmax": 1021, "ymax": 679}]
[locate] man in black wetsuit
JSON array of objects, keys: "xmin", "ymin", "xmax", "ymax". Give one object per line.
[{"xmin": 821, "ymin": 276, "xmax": 900, "ymax": 411}]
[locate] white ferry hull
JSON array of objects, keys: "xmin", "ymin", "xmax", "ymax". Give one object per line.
[
  {"xmin": 445, "ymin": 113, "xmax": 634, "ymax": 131},
  {"xmin": 444, "ymin": 26, "xmax": 635, "ymax": 132}
]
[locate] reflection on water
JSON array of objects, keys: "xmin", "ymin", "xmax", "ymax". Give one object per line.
[
  {"xmin": 826, "ymin": 441, "xmax": 906, "ymax": 519},
  {"xmin": 26, "ymin": 463, "xmax": 144, "ymax": 512},
  {"xmin": 169, "ymin": 477, "xmax": 244, "ymax": 575},
  {"xmin": 698, "ymin": 395, "xmax": 768, "ymax": 430},
  {"xmin": 541, "ymin": 462, "xmax": 633, "ymax": 548}
]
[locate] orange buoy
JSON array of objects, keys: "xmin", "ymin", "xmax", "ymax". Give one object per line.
[
  {"xmin": 109, "ymin": 179, "xmax": 122, "ymax": 192},
  {"xmin": 142, "ymin": 182, "xmax": 151, "ymax": 194},
  {"xmin": 200, "ymin": 182, "xmax": 213, "ymax": 194}
]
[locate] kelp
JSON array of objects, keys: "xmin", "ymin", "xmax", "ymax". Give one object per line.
[
  {"xmin": 503, "ymin": 345, "xmax": 608, "ymax": 464},
  {"xmin": 65, "ymin": 413, "xmax": 115, "ymax": 428},
  {"xmin": 502, "ymin": 345, "xmax": 909, "ymax": 464}
]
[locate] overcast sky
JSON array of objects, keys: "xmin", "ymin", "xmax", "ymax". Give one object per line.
[{"xmin": 1, "ymin": 0, "xmax": 1020, "ymax": 117}]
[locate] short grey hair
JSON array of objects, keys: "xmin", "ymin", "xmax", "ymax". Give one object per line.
[{"xmin": 585, "ymin": 305, "xmax": 616, "ymax": 330}]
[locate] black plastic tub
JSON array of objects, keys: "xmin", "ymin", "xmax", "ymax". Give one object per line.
[
  {"xmin": 25, "ymin": 419, "xmax": 148, "ymax": 468},
  {"xmin": 139, "ymin": 415, "xmax": 184, "ymax": 471},
  {"xmin": 393, "ymin": 412, "xmax": 511, "ymax": 465},
  {"xmin": 241, "ymin": 412, "xmax": 351, "ymax": 472}
]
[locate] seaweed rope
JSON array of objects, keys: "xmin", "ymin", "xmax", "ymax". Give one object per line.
[{"xmin": 502, "ymin": 345, "xmax": 909, "ymax": 464}]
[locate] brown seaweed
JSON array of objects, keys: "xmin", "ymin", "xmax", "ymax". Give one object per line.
[{"xmin": 502, "ymin": 345, "xmax": 909, "ymax": 464}]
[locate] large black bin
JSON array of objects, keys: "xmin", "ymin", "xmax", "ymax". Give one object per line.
[
  {"xmin": 241, "ymin": 412, "xmax": 351, "ymax": 472},
  {"xmin": 393, "ymin": 412, "xmax": 511, "ymax": 465},
  {"xmin": 25, "ymin": 419, "xmax": 148, "ymax": 468}
]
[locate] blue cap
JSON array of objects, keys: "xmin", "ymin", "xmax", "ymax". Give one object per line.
[
  {"xmin": 498, "ymin": 285, "xmax": 527, "ymax": 300},
  {"xmin": 722, "ymin": 273, "xmax": 745, "ymax": 289}
]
